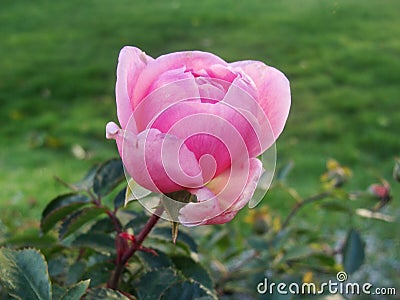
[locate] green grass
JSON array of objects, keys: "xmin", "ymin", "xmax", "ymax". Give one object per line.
[{"xmin": 1, "ymin": 0, "xmax": 399, "ymax": 288}]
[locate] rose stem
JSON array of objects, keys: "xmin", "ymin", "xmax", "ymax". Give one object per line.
[{"xmin": 107, "ymin": 206, "xmax": 164, "ymax": 290}]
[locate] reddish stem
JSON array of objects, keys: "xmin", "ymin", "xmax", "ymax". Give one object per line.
[{"xmin": 107, "ymin": 207, "xmax": 163, "ymax": 290}]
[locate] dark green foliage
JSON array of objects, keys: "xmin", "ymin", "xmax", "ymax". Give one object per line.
[
  {"xmin": 342, "ymin": 229, "xmax": 365, "ymax": 274},
  {"xmin": 0, "ymin": 248, "xmax": 51, "ymax": 300},
  {"xmin": 59, "ymin": 280, "xmax": 90, "ymax": 300},
  {"xmin": 137, "ymin": 249, "xmax": 173, "ymax": 270},
  {"xmin": 84, "ymin": 288, "xmax": 132, "ymax": 299},
  {"xmin": 41, "ymin": 193, "xmax": 91, "ymax": 234},
  {"xmin": 71, "ymin": 232, "xmax": 115, "ymax": 254},
  {"xmin": 58, "ymin": 207, "xmax": 107, "ymax": 239},
  {"xmin": 137, "ymin": 268, "xmax": 182, "ymax": 300},
  {"xmin": 114, "ymin": 187, "xmax": 127, "ymax": 211},
  {"xmin": 93, "ymin": 158, "xmax": 125, "ymax": 197},
  {"xmin": 171, "ymin": 256, "xmax": 214, "ymax": 292},
  {"xmin": 0, "ymin": 155, "xmax": 395, "ymax": 298},
  {"xmin": 160, "ymin": 281, "xmax": 215, "ymax": 300}
]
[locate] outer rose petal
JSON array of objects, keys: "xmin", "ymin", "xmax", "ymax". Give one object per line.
[
  {"xmin": 106, "ymin": 122, "xmax": 203, "ymax": 193},
  {"xmin": 116, "ymin": 46, "xmax": 154, "ymax": 128},
  {"xmin": 133, "ymin": 51, "xmax": 228, "ymax": 107},
  {"xmin": 179, "ymin": 158, "xmax": 263, "ymax": 226},
  {"xmin": 230, "ymin": 60, "xmax": 291, "ymax": 139}
]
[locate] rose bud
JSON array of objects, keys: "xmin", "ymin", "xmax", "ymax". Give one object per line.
[
  {"xmin": 368, "ymin": 181, "xmax": 392, "ymax": 210},
  {"xmin": 106, "ymin": 47, "xmax": 290, "ymax": 226}
]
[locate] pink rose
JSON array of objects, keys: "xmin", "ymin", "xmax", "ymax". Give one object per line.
[{"xmin": 106, "ymin": 46, "xmax": 290, "ymax": 226}]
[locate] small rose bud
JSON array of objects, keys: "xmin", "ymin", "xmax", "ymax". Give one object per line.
[
  {"xmin": 369, "ymin": 184, "xmax": 390, "ymax": 200},
  {"xmin": 393, "ymin": 158, "xmax": 400, "ymax": 182},
  {"xmin": 368, "ymin": 180, "xmax": 391, "ymax": 210}
]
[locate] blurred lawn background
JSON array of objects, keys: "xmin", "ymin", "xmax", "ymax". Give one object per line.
[{"xmin": 1, "ymin": 0, "xmax": 399, "ymax": 289}]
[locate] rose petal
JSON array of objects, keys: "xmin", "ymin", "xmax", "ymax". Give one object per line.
[
  {"xmin": 230, "ymin": 60, "xmax": 291, "ymax": 139},
  {"xmin": 116, "ymin": 46, "xmax": 153, "ymax": 129},
  {"xmin": 203, "ymin": 64, "xmax": 237, "ymax": 83},
  {"xmin": 221, "ymin": 75, "xmax": 275, "ymax": 154},
  {"xmin": 133, "ymin": 76, "xmax": 201, "ymax": 132},
  {"xmin": 196, "ymin": 77, "xmax": 227, "ymax": 103},
  {"xmin": 129, "ymin": 128, "xmax": 204, "ymax": 193},
  {"xmin": 133, "ymin": 51, "xmax": 228, "ymax": 108},
  {"xmin": 107, "ymin": 122, "xmax": 203, "ymax": 193},
  {"xmin": 179, "ymin": 157, "xmax": 263, "ymax": 226},
  {"xmin": 150, "ymin": 101, "xmax": 260, "ymax": 177}
]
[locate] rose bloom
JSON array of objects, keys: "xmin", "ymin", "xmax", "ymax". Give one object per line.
[{"xmin": 106, "ymin": 46, "xmax": 290, "ymax": 226}]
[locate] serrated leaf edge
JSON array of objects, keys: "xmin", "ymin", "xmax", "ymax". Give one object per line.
[
  {"xmin": 60, "ymin": 279, "xmax": 90, "ymax": 300},
  {"xmin": 0, "ymin": 247, "xmax": 51, "ymax": 300},
  {"xmin": 58, "ymin": 207, "xmax": 107, "ymax": 240},
  {"xmin": 171, "ymin": 255, "xmax": 216, "ymax": 294},
  {"xmin": 159, "ymin": 279, "xmax": 217, "ymax": 300}
]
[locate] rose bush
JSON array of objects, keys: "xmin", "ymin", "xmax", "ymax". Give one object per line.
[{"xmin": 106, "ymin": 46, "xmax": 291, "ymax": 226}]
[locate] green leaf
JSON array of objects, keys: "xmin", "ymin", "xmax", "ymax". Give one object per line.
[
  {"xmin": 73, "ymin": 164, "xmax": 101, "ymax": 191},
  {"xmin": 93, "ymin": 158, "xmax": 125, "ymax": 197},
  {"xmin": 52, "ymin": 285, "xmax": 67, "ymax": 299},
  {"xmin": 90, "ymin": 217, "xmax": 119, "ymax": 234},
  {"xmin": 71, "ymin": 232, "xmax": 115, "ymax": 254},
  {"xmin": 84, "ymin": 287, "xmax": 132, "ymax": 299},
  {"xmin": 137, "ymin": 249, "xmax": 173, "ymax": 270},
  {"xmin": 152, "ymin": 227, "xmax": 198, "ymax": 253},
  {"xmin": 59, "ymin": 207, "xmax": 107, "ymax": 240},
  {"xmin": 0, "ymin": 248, "xmax": 51, "ymax": 300},
  {"xmin": 137, "ymin": 268, "xmax": 181, "ymax": 300},
  {"xmin": 175, "ymin": 230, "xmax": 198, "ymax": 253},
  {"xmin": 66, "ymin": 261, "xmax": 86, "ymax": 285},
  {"xmin": 82, "ymin": 257, "xmax": 115, "ymax": 287},
  {"xmin": 171, "ymin": 256, "xmax": 214, "ymax": 292},
  {"xmin": 114, "ymin": 187, "xmax": 127, "ymax": 211},
  {"xmin": 60, "ymin": 280, "xmax": 90, "ymax": 300},
  {"xmin": 124, "ymin": 210, "xmax": 149, "ymax": 234},
  {"xmin": 41, "ymin": 193, "xmax": 91, "ymax": 234},
  {"xmin": 342, "ymin": 229, "xmax": 365, "ymax": 274},
  {"xmin": 48, "ymin": 256, "xmax": 67, "ymax": 278},
  {"xmin": 160, "ymin": 281, "xmax": 215, "ymax": 300},
  {"xmin": 83, "ymin": 257, "xmax": 114, "ymax": 287}
]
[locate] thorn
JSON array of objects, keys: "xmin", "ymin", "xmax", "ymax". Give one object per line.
[
  {"xmin": 171, "ymin": 221, "xmax": 179, "ymax": 244},
  {"xmin": 139, "ymin": 246, "xmax": 158, "ymax": 256}
]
